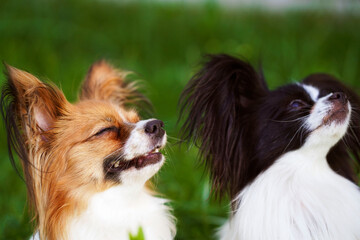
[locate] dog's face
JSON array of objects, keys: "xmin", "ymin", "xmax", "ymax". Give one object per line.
[
  {"xmin": 254, "ymin": 77, "xmax": 352, "ymax": 161},
  {"xmin": 2, "ymin": 61, "xmax": 166, "ymax": 197},
  {"xmin": 56, "ymin": 101, "xmax": 166, "ymax": 188}
]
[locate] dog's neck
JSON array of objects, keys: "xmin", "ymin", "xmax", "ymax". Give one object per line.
[
  {"xmin": 64, "ymin": 184, "xmax": 175, "ymax": 240},
  {"xmin": 32, "ymin": 184, "xmax": 175, "ymax": 240}
]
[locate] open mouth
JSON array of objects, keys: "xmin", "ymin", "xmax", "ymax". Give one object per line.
[{"xmin": 107, "ymin": 146, "xmax": 163, "ymax": 173}]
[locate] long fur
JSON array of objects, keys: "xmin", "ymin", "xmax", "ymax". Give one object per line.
[
  {"xmin": 1, "ymin": 68, "xmax": 70, "ymax": 236},
  {"xmin": 179, "ymin": 54, "xmax": 360, "ymax": 201},
  {"xmin": 1, "ymin": 62, "xmax": 175, "ymax": 240},
  {"xmin": 179, "ymin": 54, "xmax": 268, "ymax": 199},
  {"xmin": 80, "ymin": 60, "xmax": 150, "ymax": 108}
]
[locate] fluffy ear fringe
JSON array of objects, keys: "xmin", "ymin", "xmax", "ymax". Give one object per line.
[
  {"xmin": 80, "ymin": 60, "xmax": 152, "ymax": 115},
  {"xmin": 179, "ymin": 54, "xmax": 268, "ymax": 199},
  {"xmin": 0, "ymin": 75, "xmax": 37, "ymax": 216},
  {"xmin": 1, "ymin": 65, "xmax": 69, "ymax": 225}
]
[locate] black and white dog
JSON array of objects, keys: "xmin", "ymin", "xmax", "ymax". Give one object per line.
[{"xmin": 180, "ymin": 54, "xmax": 360, "ymax": 240}]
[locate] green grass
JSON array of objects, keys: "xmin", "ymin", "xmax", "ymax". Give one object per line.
[{"xmin": 1, "ymin": 0, "xmax": 360, "ymax": 239}]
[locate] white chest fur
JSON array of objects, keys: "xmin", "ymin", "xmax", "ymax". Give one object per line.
[
  {"xmin": 220, "ymin": 150, "xmax": 360, "ymax": 240},
  {"xmin": 67, "ymin": 185, "xmax": 175, "ymax": 240}
]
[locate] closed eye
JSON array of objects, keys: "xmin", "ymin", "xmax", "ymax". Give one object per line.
[
  {"xmin": 289, "ymin": 99, "xmax": 308, "ymax": 110},
  {"xmin": 95, "ymin": 126, "xmax": 118, "ymax": 137}
]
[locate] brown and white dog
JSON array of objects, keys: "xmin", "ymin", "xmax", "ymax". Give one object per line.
[{"xmin": 1, "ymin": 61, "xmax": 176, "ymax": 240}]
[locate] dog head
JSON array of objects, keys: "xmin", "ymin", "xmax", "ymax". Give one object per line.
[{"xmin": 1, "ymin": 61, "xmax": 167, "ymax": 239}]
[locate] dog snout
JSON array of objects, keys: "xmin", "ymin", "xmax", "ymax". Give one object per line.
[
  {"xmin": 145, "ymin": 119, "xmax": 165, "ymax": 138},
  {"xmin": 329, "ymin": 92, "xmax": 348, "ymax": 105}
]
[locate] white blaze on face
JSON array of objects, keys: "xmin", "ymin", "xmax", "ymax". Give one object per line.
[
  {"xmin": 122, "ymin": 119, "xmax": 166, "ymax": 160},
  {"xmin": 124, "ymin": 120, "xmax": 152, "ymax": 160},
  {"xmin": 302, "ymin": 84, "xmax": 319, "ymax": 102},
  {"xmin": 121, "ymin": 118, "xmax": 167, "ymax": 184},
  {"xmin": 301, "ymin": 84, "xmax": 351, "ymax": 148}
]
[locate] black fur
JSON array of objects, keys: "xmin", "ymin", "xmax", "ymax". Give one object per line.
[
  {"xmin": 179, "ymin": 54, "xmax": 360, "ymax": 200},
  {"xmin": 103, "ymin": 154, "xmax": 122, "ymax": 182},
  {"xmin": 179, "ymin": 54, "xmax": 268, "ymax": 198}
]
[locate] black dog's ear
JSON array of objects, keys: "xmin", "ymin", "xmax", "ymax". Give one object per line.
[
  {"xmin": 179, "ymin": 54, "xmax": 268, "ymax": 198},
  {"xmin": 303, "ymin": 74, "xmax": 360, "ymax": 183}
]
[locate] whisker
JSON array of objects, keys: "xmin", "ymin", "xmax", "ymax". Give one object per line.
[
  {"xmin": 349, "ymin": 127, "xmax": 360, "ymax": 147},
  {"xmin": 271, "ymin": 115, "xmax": 307, "ymax": 123},
  {"xmin": 342, "ymin": 134, "xmax": 351, "ymax": 149},
  {"xmin": 282, "ymin": 121, "xmax": 307, "ymax": 153},
  {"xmin": 166, "ymin": 135, "xmax": 181, "ymax": 141}
]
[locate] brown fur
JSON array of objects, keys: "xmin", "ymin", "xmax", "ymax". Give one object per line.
[{"xmin": 1, "ymin": 61, "xmax": 146, "ymax": 240}]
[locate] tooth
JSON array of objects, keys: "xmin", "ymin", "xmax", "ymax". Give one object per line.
[{"xmin": 114, "ymin": 162, "xmax": 120, "ymax": 168}]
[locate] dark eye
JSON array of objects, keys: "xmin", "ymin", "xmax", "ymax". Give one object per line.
[
  {"xmin": 95, "ymin": 126, "xmax": 117, "ymax": 136},
  {"xmin": 289, "ymin": 99, "xmax": 307, "ymax": 110}
]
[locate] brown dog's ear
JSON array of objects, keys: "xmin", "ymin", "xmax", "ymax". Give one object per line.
[
  {"xmin": 3, "ymin": 65, "xmax": 69, "ymax": 138},
  {"xmin": 80, "ymin": 60, "xmax": 146, "ymax": 107},
  {"xmin": 1, "ymin": 64, "xmax": 70, "ymax": 204}
]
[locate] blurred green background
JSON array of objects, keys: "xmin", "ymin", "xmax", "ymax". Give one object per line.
[{"xmin": 1, "ymin": 0, "xmax": 360, "ymax": 239}]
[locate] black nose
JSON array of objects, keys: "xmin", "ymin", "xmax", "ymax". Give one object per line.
[
  {"xmin": 144, "ymin": 119, "xmax": 165, "ymax": 137},
  {"xmin": 329, "ymin": 92, "xmax": 348, "ymax": 104}
]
